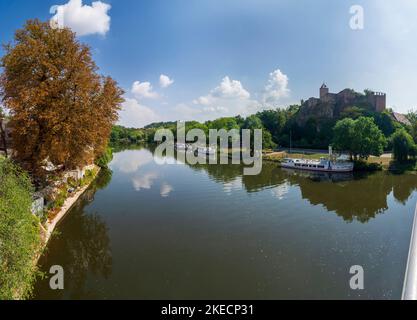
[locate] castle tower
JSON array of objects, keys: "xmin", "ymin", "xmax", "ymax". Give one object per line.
[
  {"xmin": 373, "ymin": 92, "xmax": 386, "ymax": 112},
  {"xmin": 320, "ymin": 83, "xmax": 329, "ymax": 99}
]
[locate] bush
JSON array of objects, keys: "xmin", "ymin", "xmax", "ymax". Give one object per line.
[
  {"xmin": 96, "ymin": 146, "xmax": 113, "ymax": 168},
  {"xmin": 353, "ymin": 160, "xmax": 383, "ymax": 172},
  {"xmin": 0, "ymin": 159, "xmax": 41, "ymax": 299}
]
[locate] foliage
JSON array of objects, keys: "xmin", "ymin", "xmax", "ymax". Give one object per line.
[
  {"xmin": 0, "ymin": 20, "xmax": 124, "ymax": 177},
  {"xmin": 333, "ymin": 117, "xmax": 387, "ymax": 159},
  {"xmin": 111, "ymin": 125, "xmax": 148, "ymax": 144},
  {"xmin": 333, "ymin": 118, "xmax": 356, "ymax": 156},
  {"xmin": 407, "ymin": 110, "xmax": 417, "ymax": 143},
  {"xmin": 0, "ymin": 159, "xmax": 41, "ymax": 299},
  {"xmin": 207, "ymin": 117, "xmax": 240, "ymax": 131},
  {"xmin": 241, "ymin": 115, "xmax": 276, "ymax": 149},
  {"xmin": 256, "ymin": 109, "xmax": 286, "ymax": 140},
  {"xmin": 353, "ymin": 160, "xmax": 383, "ymax": 172},
  {"xmin": 95, "ymin": 146, "xmax": 113, "ymax": 168},
  {"xmin": 391, "ymin": 128, "xmax": 417, "ymax": 163}
]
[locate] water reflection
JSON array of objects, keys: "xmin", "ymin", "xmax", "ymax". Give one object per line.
[
  {"xmin": 35, "ymin": 171, "xmax": 113, "ymax": 300},
  {"xmin": 34, "ymin": 146, "xmax": 417, "ymax": 300},
  {"xmin": 160, "ymin": 149, "xmax": 417, "ymax": 223}
]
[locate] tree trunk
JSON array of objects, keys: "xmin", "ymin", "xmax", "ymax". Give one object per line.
[{"xmin": 0, "ymin": 119, "xmax": 8, "ymax": 158}]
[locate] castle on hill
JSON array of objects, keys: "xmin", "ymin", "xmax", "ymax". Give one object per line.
[
  {"xmin": 318, "ymin": 83, "xmax": 386, "ymax": 112},
  {"xmin": 296, "ymin": 83, "xmax": 387, "ymax": 125}
]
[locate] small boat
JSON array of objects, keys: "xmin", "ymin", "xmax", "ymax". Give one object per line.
[
  {"xmin": 197, "ymin": 146, "xmax": 217, "ymax": 156},
  {"xmin": 281, "ymin": 157, "xmax": 354, "ymax": 173},
  {"xmin": 175, "ymin": 143, "xmax": 190, "ymax": 151}
]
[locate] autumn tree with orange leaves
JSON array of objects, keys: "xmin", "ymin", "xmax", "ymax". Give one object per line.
[{"xmin": 0, "ymin": 20, "xmax": 124, "ymax": 178}]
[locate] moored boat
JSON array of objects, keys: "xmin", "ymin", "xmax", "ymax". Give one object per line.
[
  {"xmin": 197, "ymin": 146, "xmax": 217, "ymax": 156},
  {"xmin": 281, "ymin": 157, "xmax": 354, "ymax": 172}
]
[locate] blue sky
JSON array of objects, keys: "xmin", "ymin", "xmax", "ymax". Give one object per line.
[{"xmin": 1, "ymin": 0, "xmax": 417, "ymax": 127}]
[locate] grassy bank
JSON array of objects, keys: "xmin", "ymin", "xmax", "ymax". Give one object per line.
[{"xmin": 0, "ymin": 159, "xmax": 42, "ymax": 300}]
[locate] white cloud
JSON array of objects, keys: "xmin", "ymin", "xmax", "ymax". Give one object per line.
[
  {"xmin": 262, "ymin": 69, "xmax": 290, "ymax": 105},
  {"xmin": 193, "ymin": 96, "xmax": 211, "ymax": 106},
  {"xmin": 223, "ymin": 177, "xmax": 243, "ymax": 195},
  {"xmin": 111, "ymin": 150, "xmax": 153, "ymax": 173},
  {"xmin": 193, "ymin": 76, "xmax": 250, "ymax": 107},
  {"xmin": 160, "ymin": 183, "xmax": 173, "ymax": 198},
  {"xmin": 50, "ymin": 0, "xmax": 111, "ymax": 36},
  {"xmin": 159, "ymin": 74, "xmax": 174, "ymax": 88},
  {"xmin": 118, "ymin": 98, "xmax": 160, "ymax": 128},
  {"xmin": 188, "ymin": 76, "xmax": 259, "ymax": 120},
  {"xmin": 132, "ymin": 172, "xmax": 159, "ymax": 191},
  {"xmin": 212, "ymin": 76, "xmax": 250, "ymax": 99},
  {"xmin": 131, "ymin": 81, "xmax": 159, "ymax": 100}
]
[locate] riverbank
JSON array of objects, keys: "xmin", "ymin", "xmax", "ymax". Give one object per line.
[
  {"xmin": 41, "ymin": 167, "xmax": 100, "ymax": 246},
  {"xmin": 35, "ymin": 166, "xmax": 101, "ymax": 264}
]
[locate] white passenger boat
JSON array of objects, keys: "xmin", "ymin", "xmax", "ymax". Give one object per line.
[{"xmin": 281, "ymin": 157, "xmax": 354, "ymax": 172}]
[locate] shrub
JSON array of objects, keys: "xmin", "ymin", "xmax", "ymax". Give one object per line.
[
  {"xmin": 95, "ymin": 146, "xmax": 113, "ymax": 168},
  {"xmin": 0, "ymin": 159, "xmax": 41, "ymax": 299}
]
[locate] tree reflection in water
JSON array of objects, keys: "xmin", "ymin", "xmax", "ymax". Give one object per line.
[
  {"xmin": 179, "ymin": 155, "xmax": 417, "ymax": 224},
  {"xmin": 34, "ymin": 169, "xmax": 113, "ymax": 300}
]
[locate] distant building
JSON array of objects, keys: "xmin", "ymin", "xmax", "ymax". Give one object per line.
[
  {"xmin": 392, "ymin": 112, "xmax": 411, "ymax": 126},
  {"xmin": 296, "ymin": 83, "xmax": 387, "ymax": 125},
  {"xmin": 318, "ymin": 83, "xmax": 386, "ymax": 112}
]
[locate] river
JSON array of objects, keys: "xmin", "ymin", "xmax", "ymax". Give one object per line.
[{"xmin": 34, "ymin": 145, "xmax": 417, "ymax": 299}]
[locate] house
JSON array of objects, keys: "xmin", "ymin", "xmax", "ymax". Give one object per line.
[{"xmin": 392, "ymin": 112, "xmax": 411, "ymax": 126}]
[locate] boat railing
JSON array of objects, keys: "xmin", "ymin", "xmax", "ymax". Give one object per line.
[{"xmin": 402, "ymin": 202, "xmax": 417, "ymax": 300}]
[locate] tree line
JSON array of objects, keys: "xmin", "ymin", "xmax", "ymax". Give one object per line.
[{"xmin": 112, "ymin": 106, "xmax": 417, "ymax": 162}]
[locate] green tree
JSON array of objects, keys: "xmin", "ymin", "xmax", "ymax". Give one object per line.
[
  {"xmin": 0, "ymin": 159, "xmax": 41, "ymax": 299},
  {"xmin": 243, "ymin": 115, "xmax": 263, "ymax": 130},
  {"xmin": 340, "ymin": 106, "xmax": 366, "ymax": 120},
  {"xmin": 373, "ymin": 111, "xmax": 397, "ymax": 137},
  {"xmin": 391, "ymin": 128, "xmax": 416, "ymax": 162},
  {"xmin": 333, "ymin": 117, "xmax": 386, "ymax": 160},
  {"xmin": 242, "ymin": 115, "xmax": 276, "ymax": 149},
  {"xmin": 95, "ymin": 146, "xmax": 113, "ymax": 168},
  {"xmin": 407, "ymin": 110, "xmax": 417, "ymax": 143},
  {"xmin": 353, "ymin": 117, "xmax": 387, "ymax": 159},
  {"xmin": 333, "ymin": 118, "xmax": 356, "ymax": 158},
  {"xmin": 257, "ymin": 109, "xmax": 287, "ymax": 142},
  {"xmin": 208, "ymin": 117, "xmax": 239, "ymax": 131}
]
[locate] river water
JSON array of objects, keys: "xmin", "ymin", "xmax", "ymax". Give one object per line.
[{"xmin": 34, "ymin": 145, "xmax": 417, "ymax": 299}]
